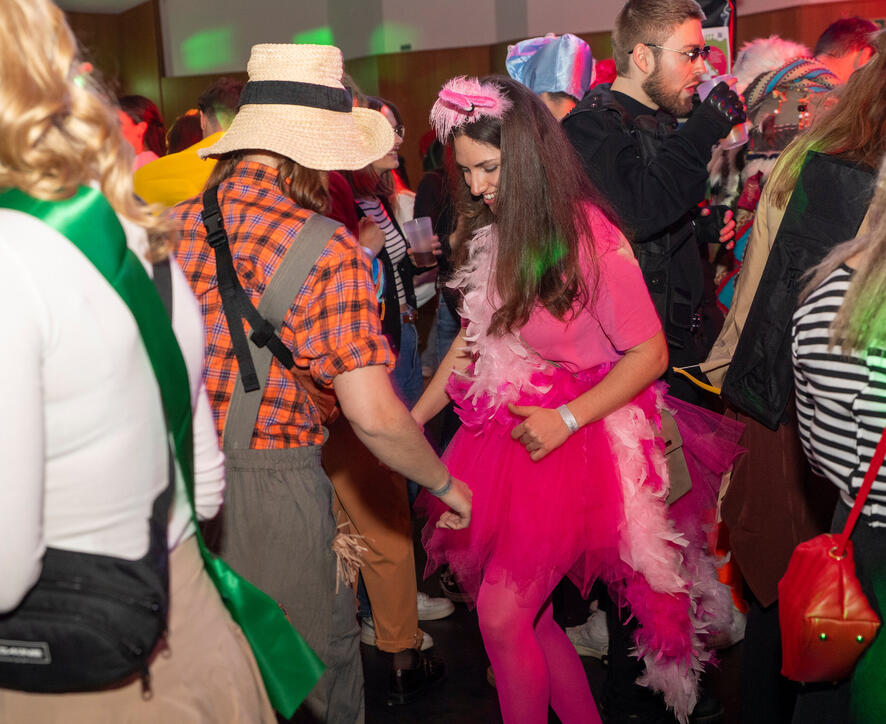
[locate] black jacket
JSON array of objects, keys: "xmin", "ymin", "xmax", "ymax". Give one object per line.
[
  {"xmin": 722, "ymin": 152, "xmax": 876, "ymax": 429},
  {"xmin": 562, "ymin": 85, "xmax": 730, "ymax": 402}
]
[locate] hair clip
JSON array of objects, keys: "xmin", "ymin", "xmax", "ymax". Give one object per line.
[{"xmin": 429, "ymin": 76, "xmax": 512, "ymax": 141}]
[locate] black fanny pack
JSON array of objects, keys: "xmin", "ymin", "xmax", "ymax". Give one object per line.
[{"xmin": 0, "ymin": 483, "xmax": 171, "ymax": 693}]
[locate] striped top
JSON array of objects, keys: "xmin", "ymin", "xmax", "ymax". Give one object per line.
[
  {"xmin": 792, "ymin": 265, "xmax": 886, "ymax": 526},
  {"xmin": 357, "ymin": 196, "xmax": 408, "ymax": 306}
]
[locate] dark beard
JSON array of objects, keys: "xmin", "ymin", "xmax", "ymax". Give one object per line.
[{"xmin": 641, "ymin": 66, "xmax": 692, "ymax": 116}]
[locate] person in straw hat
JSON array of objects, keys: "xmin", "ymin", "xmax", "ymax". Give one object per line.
[{"xmin": 172, "ymin": 43, "xmax": 471, "ymax": 722}]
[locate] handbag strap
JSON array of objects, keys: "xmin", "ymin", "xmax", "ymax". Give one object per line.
[{"xmin": 833, "ymin": 425, "xmax": 886, "ymax": 555}]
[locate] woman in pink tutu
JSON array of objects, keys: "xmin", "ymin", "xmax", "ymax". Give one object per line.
[{"xmin": 412, "ymin": 75, "xmax": 730, "ymax": 724}]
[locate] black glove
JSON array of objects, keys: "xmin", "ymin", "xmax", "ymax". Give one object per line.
[
  {"xmin": 694, "ymin": 81, "xmax": 746, "ymax": 136},
  {"xmin": 693, "ymin": 204, "xmax": 729, "ymax": 243}
]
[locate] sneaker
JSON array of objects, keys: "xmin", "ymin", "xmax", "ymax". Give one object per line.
[
  {"xmin": 361, "ymin": 616, "xmax": 433, "ymax": 651},
  {"xmin": 566, "ymin": 608, "xmax": 609, "ymax": 659},
  {"xmin": 417, "ymin": 591, "xmax": 455, "ymax": 621},
  {"xmin": 439, "ymin": 565, "xmax": 471, "ymax": 604}
]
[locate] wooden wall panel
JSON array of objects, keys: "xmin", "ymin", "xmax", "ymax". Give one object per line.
[
  {"xmin": 160, "ymin": 72, "xmax": 248, "ymax": 127},
  {"xmin": 373, "ymin": 45, "xmax": 494, "ymax": 186},
  {"xmin": 67, "ymin": 2, "xmax": 162, "ymax": 106},
  {"xmin": 116, "ymin": 1, "xmax": 163, "ymax": 104},
  {"xmin": 66, "ymin": 11, "xmax": 122, "ymax": 93},
  {"xmin": 736, "ymin": 0, "xmax": 886, "ymax": 51}
]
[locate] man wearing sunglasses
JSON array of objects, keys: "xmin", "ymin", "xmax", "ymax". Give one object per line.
[
  {"xmin": 563, "ymin": 0, "xmax": 744, "ymax": 413},
  {"xmin": 562, "ymin": 1, "xmax": 744, "ymax": 722}
]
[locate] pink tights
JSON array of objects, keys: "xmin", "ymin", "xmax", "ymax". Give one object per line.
[{"xmin": 476, "ymin": 571, "xmax": 602, "ymax": 724}]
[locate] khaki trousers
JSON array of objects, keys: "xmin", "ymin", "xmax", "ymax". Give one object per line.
[{"xmin": 323, "ymin": 417, "xmax": 423, "ymax": 653}]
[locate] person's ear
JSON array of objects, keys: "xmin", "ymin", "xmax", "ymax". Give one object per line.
[
  {"xmin": 631, "ymin": 43, "xmax": 654, "ymax": 75},
  {"xmin": 854, "ymin": 46, "xmax": 875, "ymax": 70},
  {"xmin": 134, "ymin": 120, "xmax": 148, "ymax": 144}
]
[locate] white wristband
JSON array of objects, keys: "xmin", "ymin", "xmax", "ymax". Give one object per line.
[{"xmin": 557, "ymin": 404, "xmax": 579, "ymax": 434}]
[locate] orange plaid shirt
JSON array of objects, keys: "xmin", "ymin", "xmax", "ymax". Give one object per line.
[{"xmin": 173, "ymin": 160, "xmax": 393, "ymax": 449}]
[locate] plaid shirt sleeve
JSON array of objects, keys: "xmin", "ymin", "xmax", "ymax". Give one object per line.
[{"xmin": 292, "ymin": 225, "xmax": 394, "ymax": 387}]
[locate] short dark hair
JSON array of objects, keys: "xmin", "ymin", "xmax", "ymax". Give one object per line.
[
  {"xmin": 612, "ymin": 0, "xmax": 705, "ymax": 75},
  {"xmin": 166, "ymin": 110, "xmax": 203, "ymax": 154},
  {"xmin": 196, "ymin": 77, "xmax": 244, "ymax": 129},
  {"xmin": 814, "ymin": 17, "xmax": 878, "ymax": 58}
]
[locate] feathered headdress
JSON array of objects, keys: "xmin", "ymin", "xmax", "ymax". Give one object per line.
[{"xmin": 429, "ymin": 76, "xmax": 512, "ymax": 141}]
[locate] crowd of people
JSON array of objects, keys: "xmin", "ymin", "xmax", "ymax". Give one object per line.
[{"xmin": 1, "ymin": 0, "xmax": 884, "ymax": 722}]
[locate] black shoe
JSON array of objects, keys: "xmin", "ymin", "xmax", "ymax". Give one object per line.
[
  {"xmin": 439, "ymin": 566, "xmax": 470, "ymax": 603},
  {"xmin": 689, "ymin": 688, "xmax": 724, "ymax": 724},
  {"xmin": 387, "ymin": 650, "xmax": 446, "ymax": 706}
]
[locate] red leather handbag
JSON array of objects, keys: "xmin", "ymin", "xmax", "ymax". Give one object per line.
[{"xmin": 778, "ymin": 426, "xmax": 886, "ymax": 682}]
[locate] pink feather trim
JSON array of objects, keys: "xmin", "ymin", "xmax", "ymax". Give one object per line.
[
  {"xmin": 446, "ymin": 224, "xmax": 550, "ymax": 416},
  {"xmin": 430, "ymin": 76, "xmax": 513, "ymax": 141}
]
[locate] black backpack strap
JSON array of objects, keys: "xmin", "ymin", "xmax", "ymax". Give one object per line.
[{"xmin": 201, "ymin": 186, "xmax": 294, "ymax": 393}]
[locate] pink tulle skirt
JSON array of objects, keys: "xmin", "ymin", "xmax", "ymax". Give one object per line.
[
  {"xmin": 419, "ymin": 364, "xmax": 746, "ymax": 721},
  {"xmin": 420, "ymin": 364, "xmax": 650, "ymax": 607}
]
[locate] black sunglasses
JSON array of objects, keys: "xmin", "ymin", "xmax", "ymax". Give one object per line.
[{"xmin": 630, "ymin": 44, "xmax": 712, "ymax": 62}]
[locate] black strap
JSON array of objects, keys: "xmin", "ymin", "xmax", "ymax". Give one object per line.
[
  {"xmin": 201, "ymin": 186, "xmax": 294, "ymax": 393},
  {"xmin": 153, "ymin": 258, "xmax": 173, "ymax": 318},
  {"xmin": 239, "ymin": 80, "xmax": 353, "ymax": 113}
]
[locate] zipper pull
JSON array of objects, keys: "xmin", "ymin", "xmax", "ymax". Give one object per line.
[{"xmin": 140, "ymin": 667, "xmax": 153, "ymax": 701}]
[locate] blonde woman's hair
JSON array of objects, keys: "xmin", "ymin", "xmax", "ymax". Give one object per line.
[
  {"xmin": 766, "ymin": 30, "xmax": 886, "ymax": 209},
  {"xmin": 800, "ymin": 154, "xmax": 886, "ymax": 352},
  {"xmin": 0, "ymin": 0, "xmax": 169, "ymax": 259}
]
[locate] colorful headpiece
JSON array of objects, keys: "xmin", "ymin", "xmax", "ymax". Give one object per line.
[
  {"xmin": 429, "ymin": 76, "xmax": 512, "ymax": 141},
  {"xmin": 505, "ymin": 33, "xmax": 593, "ymax": 102}
]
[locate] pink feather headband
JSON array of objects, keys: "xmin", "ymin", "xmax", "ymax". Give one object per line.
[{"xmin": 429, "ymin": 76, "xmax": 512, "ymax": 141}]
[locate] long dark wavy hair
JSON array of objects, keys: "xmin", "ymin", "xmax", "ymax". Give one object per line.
[
  {"xmin": 447, "ymin": 75, "xmax": 616, "ymax": 336},
  {"xmin": 204, "ymin": 151, "xmax": 330, "ymax": 215}
]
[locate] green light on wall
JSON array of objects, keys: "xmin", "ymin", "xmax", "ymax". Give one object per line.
[
  {"xmin": 369, "ymin": 22, "xmax": 417, "ymax": 55},
  {"xmin": 292, "ymin": 27, "xmax": 335, "ymax": 46},
  {"xmin": 181, "ymin": 27, "xmax": 234, "ymax": 73}
]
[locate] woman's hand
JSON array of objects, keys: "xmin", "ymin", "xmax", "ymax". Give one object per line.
[
  {"xmin": 435, "ymin": 477, "xmax": 472, "ymax": 529},
  {"xmin": 406, "ymin": 234, "xmax": 442, "ymax": 267},
  {"xmin": 358, "ymin": 217, "xmax": 385, "ymax": 256},
  {"xmin": 508, "ymin": 403, "xmax": 571, "ymax": 461}
]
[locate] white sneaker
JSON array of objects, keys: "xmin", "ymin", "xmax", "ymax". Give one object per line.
[
  {"xmin": 566, "ymin": 609, "xmax": 609, "ymax": 659},
  {"xmin": 360, "ymin": 616, "xmax": 433, "ymax": 651},
  {"xmin": 416, "ymin": 591, "xmax": 455, "ymax": 621}
]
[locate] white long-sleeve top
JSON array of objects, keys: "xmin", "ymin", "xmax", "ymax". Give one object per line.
[{"xmin": 0, "ymin": 207, "xmax": 225, "ymax": 613}]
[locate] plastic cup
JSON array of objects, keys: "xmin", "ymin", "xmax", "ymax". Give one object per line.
[{"xmin": 402, "ymin": 216, "xmax": 436, "ymax": 267}]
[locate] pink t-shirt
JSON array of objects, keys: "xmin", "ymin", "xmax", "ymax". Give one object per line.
[{"xmin": 520, "ymin": 207, "xmax": 661, "ymax": 371}]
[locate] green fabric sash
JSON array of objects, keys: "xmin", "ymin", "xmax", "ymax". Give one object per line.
[{"xmin": 0, "ymin": 186, "xmax": 323, "ymax": 717}]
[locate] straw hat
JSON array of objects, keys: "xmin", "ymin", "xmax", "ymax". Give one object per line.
[{"xmin": 199, "ymin": 44, "xmax": 394, "ymax": 170}]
